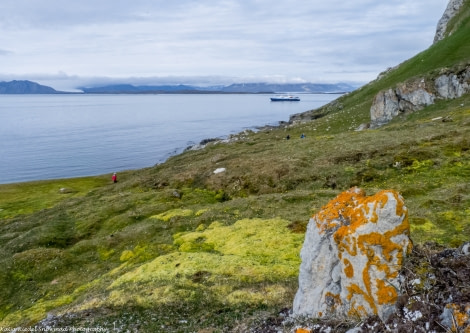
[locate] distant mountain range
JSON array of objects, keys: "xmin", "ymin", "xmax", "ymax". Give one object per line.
[
  {"xmin": 80, "ymin": 82, "xmax": 356, "ymax": 94},
  {"xmin": 0, "ymin": 80, "xmax": 357, "ymax": 94},
  {"xmin": 0, "ymin": 80, "xmax": 59, "ymax": 94}
]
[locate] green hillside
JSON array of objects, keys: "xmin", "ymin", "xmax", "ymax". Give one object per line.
[{"xmin": 1, "ymin": 5, "xmax": 470, "ymax": 332}]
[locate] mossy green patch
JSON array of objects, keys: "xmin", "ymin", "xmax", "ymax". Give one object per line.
[
  {"xmin": 0, "ymin": 176, "xmax": 108, "ymax": 219},
  {"xmin": 102, "ymin": 218, "xmax": 302, "ymax": 308},
  {"xmin": 2, "ymin": 294, "xmax": 74, "ymax": 326},
  {"xmin": 98, "ymin": 247, "xmax": 115, "ymax": 260},
  {"xmin": 150, "ymin": 208, "xmax": 194, "ymax": 222}
]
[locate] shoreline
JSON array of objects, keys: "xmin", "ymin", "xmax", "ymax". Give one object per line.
[{"xmin": 0, "ymin": 94, "xmax": 339, "ymax": 186}]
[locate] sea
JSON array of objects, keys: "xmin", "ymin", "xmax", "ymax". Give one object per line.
[{"xmin": 0, "ymin": 93, "xmax": 338, "ymax": 184}]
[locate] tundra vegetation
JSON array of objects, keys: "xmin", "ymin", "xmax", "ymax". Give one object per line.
[{"xmin": 1, "ymin": 3, "xmax": 470, "ymax": 332}]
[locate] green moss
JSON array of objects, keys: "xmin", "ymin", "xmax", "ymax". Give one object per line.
[
  {"xmin": 98, "ymin": 247, "xmax": 115, "ymax": 261},
  {"xmin": 150, "ymin": 208, "xmax": 194, "ymax": 222},
  {"xmin": 102, "ymin": 218, "xmax": 303, "ymax": 308},
  {"xmin": 120, "ymin": 250, "xmax": 135, "ymax": 262},
  {"xmin": 226, "ymin": 285, "xmax": 290, "ymax": 306},
  {"xmin": 195, "ymin": 209, "xmax": 209, "ymax": 216},
  {"xmin": 405, "ymin": 159, "xmax": 434, "ymax": 171},
  {"xmin": 2, "ymin": 295, "xmax": 74, "ymax": 326},
  {"xmin": 0, "ymin": 176, "xmax": 107, "ymax": 219},
  {"xmin": 410, "ymin": 218, "xmax": 440, "ymax": 233}
]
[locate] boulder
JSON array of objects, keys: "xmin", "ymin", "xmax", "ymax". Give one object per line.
[{"xmin": 293, "ymin": 187, "xmax": 412, "ymax": 321}]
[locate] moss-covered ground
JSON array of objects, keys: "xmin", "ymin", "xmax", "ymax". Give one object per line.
[{"xmin": 1, "ymin": 16, "xmax": 470, "ymax": 330}]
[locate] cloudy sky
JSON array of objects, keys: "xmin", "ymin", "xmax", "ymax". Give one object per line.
[{"xmin": 0, "ymin": 0, "xmax": 448, "ymax": 91}]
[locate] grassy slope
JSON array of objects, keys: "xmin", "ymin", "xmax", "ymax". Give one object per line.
[{"xmin": 1, "ymin": 7, "xmax": 470, "ymax": 332}]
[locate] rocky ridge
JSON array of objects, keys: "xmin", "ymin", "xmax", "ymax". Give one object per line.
[
  {"xmin": 370, "ymin": 67, "xmax": 470, "ymax": 128},
  {"xmin": 369, "ymin": 0, "xmax": 469, "ymax": 128},
  {"xmin": 434, "ymin": 0, "xmax": 465, "ymax": 43}
]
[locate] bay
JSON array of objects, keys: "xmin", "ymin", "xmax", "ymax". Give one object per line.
[{"xmin": 0, "ymin": 93, "xmax": 337, "ymax": 184}]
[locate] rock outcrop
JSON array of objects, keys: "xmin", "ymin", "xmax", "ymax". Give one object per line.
[
  {"xmin": 370, "ymin": 67, "xmax": 470, "ymax": 128},
  {"xmin": 293, "ymin": 188, "xmax": 412, "ymax": 321},
  {"xmin": 368, "ymin": 0, "xmax": 469, "ymax": 129},
  {"xmin": 434, "ymin": 0, "xmax": 465, "ymax": 43},
  {"xmin": 370, "ymin": 79, "xmax": 435, "ymax": 128},
  {"xmin": 435, "ymin": 68, "xmax": 470, "ymax": 99}
]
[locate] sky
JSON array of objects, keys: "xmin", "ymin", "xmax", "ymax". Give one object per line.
[{"xmin": 0, "ymin": 0, "xmax": 449, "ymax": 91}]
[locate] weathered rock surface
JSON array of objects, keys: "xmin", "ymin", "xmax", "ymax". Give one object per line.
[
  {"xmin": 370, "ymin": 67, "xmax": 470, "ymax": 128},
  {"xmin": 369, "ymin": 0, "xmax": 470, "ymax": 129},
  {"xmin": 369, "ymin": 89, "xmax": 400, "ymax": 127},
  {"xmin": 396, "ymin": 79, "xmax": 435, "ymax": 111},
  {"xmin": 434, "ymin": 0, "xmax": 465, "ymax": 43},
  {"xmin": 293, "ymin": 187, "xmax": 412, "ymax": 321},
  {"xmin": 435, "ymin": 68, "xmax": 470, "ymax": 99}
]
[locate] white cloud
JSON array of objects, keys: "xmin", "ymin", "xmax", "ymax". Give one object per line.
[{"xmin": 0, "ymin": 0, "xmax": 449, "ymax": 91}]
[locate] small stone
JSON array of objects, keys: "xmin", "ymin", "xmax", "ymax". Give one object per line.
[
  {"xmin": 213, "ymin": 167, "xmax": 226, "ymax": 174},
  {"xmin": 460, "ymin": 241, "xmax": 470, "ymax": 255}
]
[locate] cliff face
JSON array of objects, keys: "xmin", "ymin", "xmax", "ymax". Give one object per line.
[
  {"xmin": 367, "ymin": 0, "xmax": 470, "ymax": 128},
  {"xmin": 434, "ymin": 0, "xmax": 465, "ymax": 43},
  {"xmin": 370, "ymin": 67, "xmax": 470, "ymax": 128}
]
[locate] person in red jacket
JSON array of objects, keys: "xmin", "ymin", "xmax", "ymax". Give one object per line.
[{"xmin": 112, "ymin": 172, "xmax": 117, "ymax": 183}]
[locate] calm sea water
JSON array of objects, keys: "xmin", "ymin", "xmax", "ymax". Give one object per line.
[{"xmin": 0, "ymin": 94, "xmax": 338, "ymax": 184}]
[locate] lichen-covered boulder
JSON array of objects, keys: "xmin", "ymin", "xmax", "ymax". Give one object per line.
[{"xmin": 293, "ymin": 187, "xmax": 412, "ymax": 321}]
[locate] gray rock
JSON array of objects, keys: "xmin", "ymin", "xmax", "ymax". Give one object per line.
[
  {"xmin": 370, "ymin": 67, "xmax": 470, "ymax": 128},
  {"xmin": 370, "ymin": 79, "xmax": 434, "ymax": 128},
  {"xmin": 460, "ymin": 241, "xmax": 470, "ymax": 255},
  {"xmin": 345, "ymin": 328, "xmax": 363, "ymax": 333},
  {"xmin": 355, "ymin": 123, "xmax": 370, "ymax": 131},
  {"xmin": 370, "ymin": 89, "xmax": 399, "ymax": 128},
  {"xmin": 434, "ymin": 0, "xmax": 465, "ymax": 43},
  {"xmin": 435, "ymin": 70, "xmax": 470, "ymax": 99},
  {"xmin": 293, "ymin": 188, "xmax": 412, "ymax": 322},
  {"xmin": 58, "ymin": 187, "xmax": 76, "ymax": 194},
  {"xmin": 396, "ymin": 79, "xmax": 434, "ymax": 111}
]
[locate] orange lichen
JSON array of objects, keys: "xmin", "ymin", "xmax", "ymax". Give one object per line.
[
  {"xmin": 347, "ymin": 283, "xmax": 377, "ymax": 314},
  {"xmin": 325, "ymin": 291, "xmax": 342, "ymax": 309},
  {"xmin": 348, "ymin": 302, "xmax": 368, "ymax": 318},
  {"xmin": 375, "ymin": 279, "xmax": 397, "ymax": 305},
  {"xmin": 316, "ymin": 188, "xmax": 411, "ymax": 318},
  {"xmin": 343, "ymin": 258, "xmax": 354, "ymax": 278},
  {"xmin": 315, "ymin": 187, "xmax": 367, "ymax": 234},
  {"xmin": 336, "ymin": 234, "xmax": 358, "ymax": 257},
  {"xmin": 445, "ymin": 304, "xmax": 470, "ymax": 331},
  {"xmin": 296, "ymin": 328, "xmax": 312, "ymax": 333}
]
